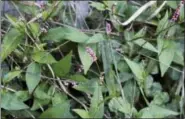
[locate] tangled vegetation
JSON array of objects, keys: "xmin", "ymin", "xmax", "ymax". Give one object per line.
[{"xmin": 1, "ymin": 1, "xmax": 184, "ymax": 118}]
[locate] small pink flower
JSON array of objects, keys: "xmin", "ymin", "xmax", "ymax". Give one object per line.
[
  {"xmin": 171, "ymin": 0, "xmax": 184, "ymax": 22},
  {"xmin": 35, "ymin": 1, "xmax": 46, "ymax": 9},
  {"xmin": 86, "ymin": 47, "xmax": 97, "ymax": 62},
  {"xmin": 106, "ymin": 22, "xmax": 112, "ymax": 34}
]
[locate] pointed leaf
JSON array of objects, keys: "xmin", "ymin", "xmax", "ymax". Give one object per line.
[
  {"xmin": 138, "ymin": 104, "xmax": 179, "ymax": 118},
  {"xmin": 124, "ymin": 57, "xmax": 145, "ymax": 80},
  {"xmin": 108, "ymin": 97, "xmax": 133, "ymax": 115},
  {"xmin": 134, "ymin": 39, "xmax": 158, "ymax": 53},
  {"xmin": 1, "ymin": 92, "xmax": 29, "ymax": 110},
  {"xmin": 52, "ymin": 51, "xmax": 72, "ymax": 77},
  {"xmin": 39, "ymin": 101, "xmax": 73, "ymax": 118},
  {"xmin": 159, "ymin": 40, "xmax": 175, "ymax": 77},
  {"xmin": 32, "ymin": 51, "xmax": 57, "ymax": 64},
  {"xmin": 69, "ymin": 74, "xmax": 88, "ymax": 83},
  {"xmin": 89, "ymin": 83, "xmax": 104, "ymax": 118},
  {"xmin": 3, "ymin": 70, "xmax": 22, "ymax": 84},
  {"xmin": 26, "ymin": 62, "xmax": 41, "ymax": 94},
  {"xmin": 85, "ymin": 33, "xmax": 105, "ymax": 44},
  {"xmin": 73, "ymin": 109, "xmax": 90, "ymax": 118},
  {"xmin": 1, "ymin": 28, "xmax": 24, "ymax": 61}
]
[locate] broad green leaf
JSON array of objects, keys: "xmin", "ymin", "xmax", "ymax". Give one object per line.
[
  {"xmin": 52, "ymin": 91, "xmax": 68, "ymax": 106},
  {"xmin": 108, "ymin": 97, "xmax": 133, "ymax": 115},
  {"xmin": 78, "ymin": 44, "xmax": 96, "ymax": 74},
  {"xmin": 29, "ymin": 22, "xmax": 40, "ymax": 38},
  {"xmin": 52, "ymin": 51, "xmax": 72, "ymax": 77},
  {"xmin": 134, "ymin": 39, "xmax": 158, "ymax": 53},
  {"xmin": 166, "ymin": 1, "xmax": 178, "ymax": 9},
  {"xmin": 151, "ymin": 92, "xmax": 169, "ymax": 105},
  {"xmin": 42, "ymin": 26, "xmax": 89, "ymax": 43},
  {"xmin": 134, "ymin": 27, "xmax": 147, "ymax": 39},
  {"xmin": 145, "ymin": 82, "xmax": 162, "ymax": 97},
  {"xmin": 69, "ymin": 74, "xmax": 88, "ymax": 83},
  {"xmin": 3, "ymin": 70, "xmax": 22, "ymax": 84},
  {"xmin": 32, "ymin": 51, "xmax": 57, "ymax": 64},
  {"xmin": 39, "ymin": 101, "xmax": 73, "ymax": 118},
  {"xmin": 26, "ymin": 62, "xmax": 41, "ymax": 94},
  {"xmin": 1, "ymin": 92, "xmax": 29, "ymax": 110},
  {"xmin": 123, "ymin": 80, "xmax": 140, "ymax": 104},
  {"xmin": 31, "ymin": 98, "xmax": 50, "ymax": 111},
  {"xmin": 63, "ymin": 26, "xmax": 89, "ymax": 43},
  {"xmin": 89, "ymin": 82, "xmax": 104, "ymax": 118},
  {"xmin": 5, "ymin": 14, "xmax": 18, "ymax": 27},
  {"xmin": 33, "ymin": 82, "xmax": 51, "ymax": 100},
  {"xmin": 41, "ymin": 27, "xmax": 66, "ymax": 42},
  {"xmin": 15, "ymin": 91, "xmax": 30, "ymax": 102},
  {"xmin": 89, "ymin": 1, "xmax": 105, "ymax": 11},
  {"xmin": 159, "ymin": 40, "xmax": 175, "ymax": 77},
  {"xmin": 173, "ymin": 48, "xmax": 184, "ymax": 66},
  {"xmin": 119, "ymin": 72, "xmax": 133, "ymax": 83},
  {"xmin": 156, "ymin": 11, "xmax": 169, "ymax": 36},
  {"xmin": 138, "ymin": 104, "xmax": 179, "ymax": 118},
  {"xmin": 73, "ymin": 109, "xmax": 90, "ymax": 118},
  {"xmin": 124, "ymin": 57, "xmax": 145, "ymax": 80},
  {"xmin": 1, "ymin": 28, "xmax": 24, "ymax": 61},
  {"xmin": 5, "ymin": 14, "xmax": 25, "ymax": 32},
  {"xmin": 85, "ymin": 33, "xmax": 105, "ymax": 44},
  {"xmin": 73, "ymin": 79, "xmax": 97, "ymax": 94}
]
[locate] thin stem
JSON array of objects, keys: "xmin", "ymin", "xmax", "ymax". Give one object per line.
[
  {"xmin": 56, "ymin": 77, "xmax": 88, "ymax": 111},
  {"xmin": 139, "ymin": 86, "xmax": 150, "ymax": 106}
]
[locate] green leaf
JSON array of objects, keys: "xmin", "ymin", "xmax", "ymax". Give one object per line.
[
  {"xmin": 1, "ymin": 28, "xmax": 24, "ymax": 61},
  {"xmin": 39, "ymin": 101, "xmax": 73, "ymax": 118},
  {"xmin": 156, "ymin": 11, "xmax": 169, "ymax": 36},
  {"xmin": 138, "ymin": 104, "xmax": 179, "ymax": 118},
  {"xmin": 52, "ymin": 51, "xmax": 72, "ymax": 77},
  {"xmin": 33, "ymin": 82, "xmax": 51, "ymax": 100},
  {"xmin": 42, "ymin": 26, "xmax": 89, "ymax": 43},
  {"xmin": 123, "ymin": 80, "xmax": 140, "ymax": 104},
  {"xmin": 158, "ymin": 40, "xmax": 175, "ymax": 77},
  {"xmin": 166, "ymin": 1, "xmax": 178, "ymax": 9},
  {"xmin": 73, "ymin": 109, "xmax": 90, "ymax": 118},
  {"xmin": 63, "ymin": 26, "xmax": 89, "ymax": 43},
  {"xmin": 89, "ymin": 1, "xmax": 106, "ymax": 11},
  {"xmin": 5, "ymin": 14, "xmax": 18, "ymax": 27},
  {"xmin": 32, "ymin": 51, "xmax": 57, "ymax": 64},
  {"xmin": 124, "ymin": 57, "xmax": 145, "ymax": 80},
  {"xmin": 151, "ymin": 92, "xmax": 169, "ymax": 105},
  {"xmin": 173, "ymin": 49, "xmax": 184, "ymax": 66},
  {"xmin": 69, "ymin": 74, "xmax": 88, "ymax": 83},
  {"xmin": 29, "ymin": 22, "xmax": 40, "ymax": 38},
  {"xmin": 85, "ymin": 33, "xmax": 105, "ymax": 44},
  {"xmin": 26, "ymin": 62, "xmax": 41, "ymax": 94},
  {"xmin": 1, "ymin": 92, "xmax": 29, "ymax": 110},
  {"xmin": 78, "ymin": 44, "xmax": 96, "ymax": 74},
  {"xmin": 89, "ymin": 82, "xmax": 104, "ymax": 118},
  {"xmin": 3, "ymin": 70, "xmax": 22, "ymax": 84},
  {"xmin": 31, "ymin": 98, "xmax": 50, "ymax": 111},
  {"xmin": 52, "ymin": 91, "xmax": 68, "ymax": 106},
  {"xmin": 108, "ymin": 97, "xmax": 133, "ymax": 115},
  {"xmin": 15, "ymin": 91, "xmax": 30, "ymax": 102},
  {"xmin": 41, "ymin": 27, "xmax": 66, "ymax": 42},
  {"xmin": 134, "ymin": 39, "xmax": 158, "ymax": 53},
  {"xmin": 73, "ymin": 79, "xmax": 98, "ymax": 94}
]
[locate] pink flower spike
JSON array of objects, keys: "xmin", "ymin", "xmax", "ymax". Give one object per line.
[
  {"xmin": 34, "ymin": 1, "xmax": 45, "ymax": 9},
  {"xmin": 170, "ymin": 0, "xmax": 184, "ymax": 22},
  {"xmin": 86, "ymin": 47, "xmax": 97, "ymax": 62},
  {"xmin": 106, "ymin": 22, "xmax": 112, "ymax": 34}
]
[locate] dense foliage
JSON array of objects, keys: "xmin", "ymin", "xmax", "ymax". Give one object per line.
[{"xmin": 1, "ymin": 1, "xmax": 184, "ymax": 118}]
